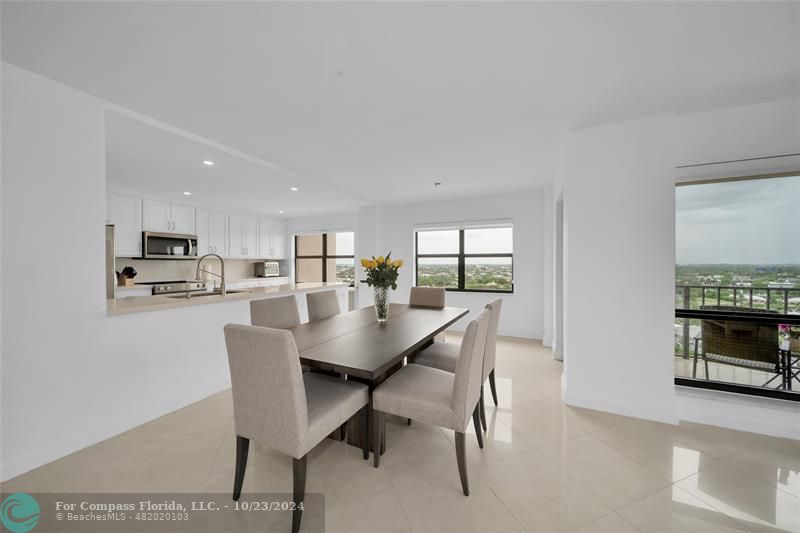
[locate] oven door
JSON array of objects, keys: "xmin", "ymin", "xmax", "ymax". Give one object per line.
[{"xmin": 142, "ymin": 232, "xmax": 199, "ymax": 260}]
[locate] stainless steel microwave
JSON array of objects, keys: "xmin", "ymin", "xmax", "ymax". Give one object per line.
[{"xmin": 142, "ymin": 231, "xmax": 199, "ymax": 260}]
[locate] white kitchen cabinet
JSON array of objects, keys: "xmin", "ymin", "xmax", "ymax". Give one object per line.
[
  {"xmin": 229, "ymin": 215, "xmax": 259, "ymax": 258},
  {"xmin": 143, "ymin": 199, "xmax": 195, "ymax": 234},
  {"xmin": 196, "ymin": 209, "xmax": 229, "ymax": 257},
  {"xmin": 270, "ymin": 218, "xmax": 286, "ymax": 259},
  {"xmin": 142, "ymin": 200, "xmax": 171, "ymax": 232},
  {"xmin": 170, "ymin": 203, "xmax": 196, "ymax": 234},
  {"xmin": 258, "ymin": 217, "xmax": 287, "ymax": 259},
  {"xmin": 107, "ymin": 193, "xmax": 142, "ymax": 257}
]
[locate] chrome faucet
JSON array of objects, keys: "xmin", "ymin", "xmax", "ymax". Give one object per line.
[{"xmin": 196, "ymin": 254, "xmax": 226, "ymax": 296}]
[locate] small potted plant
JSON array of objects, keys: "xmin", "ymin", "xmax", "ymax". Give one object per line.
[
  {"xmin": 360, "ymin": 253, "xmax": 403, "ymax": 324},
  {"xmin": 779, "ymin": 324, "xmax": 800, "ymax": 352}
]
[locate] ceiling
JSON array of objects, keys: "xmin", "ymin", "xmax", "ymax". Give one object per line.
[
  {"xmin": 3, "ymin": 2, "xmax": 799, "ymax": 210},
  {"xmin": 106, "ymin": 111, "xmax": 363, "ymax": 217}
]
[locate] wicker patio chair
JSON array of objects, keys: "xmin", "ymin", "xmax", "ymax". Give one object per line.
[{"xmin": 693, "ymin": 306, "xmax": 783, "ymax": 387}]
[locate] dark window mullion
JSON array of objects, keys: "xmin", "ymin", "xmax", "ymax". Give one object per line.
[
  {"xmin": 321, "ymin": 233, "xmax": 328, "ymax": 282},
  {"xmin": 458, "ymin": 230, "xmax": 466, "ymax": 290}
]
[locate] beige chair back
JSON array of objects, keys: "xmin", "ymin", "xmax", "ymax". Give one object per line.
[
  {"xmin": 224, "ymin": 324, "xmax": 308, "ymax": 457},
  {"xmin": 409, "ymin": 287, "xmax": 446, "ymax": 308},
  {"xmin": 450, "ymin": 309, "xmax": 491, "ymax": 428},
  {"xmin": 483, "ymin": 299, "xmax": 503, "ymax": 379},
  {"xmin": 306, "ymin": 290, "xmax": 341, "ymax": 322},
  {"xmin": 250, "ymin": 295, "xmax": 301, "ymax": 329}
]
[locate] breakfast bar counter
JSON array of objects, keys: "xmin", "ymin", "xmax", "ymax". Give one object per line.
[{"xmin": 107, "ymin": 282, "xmax": 348, "ymax": 316}]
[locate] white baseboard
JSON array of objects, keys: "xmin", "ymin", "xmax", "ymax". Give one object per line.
[
  {"xmin": 1, "ymin": 376, "xmax": 231, "ymax": 482},
  {"xmin": 675, "ymin": 386, "xmax": 800, "ymax": 440},
  {"xmin": 564, "ymin": 390, "xmax": 680, "ymax": 426}
]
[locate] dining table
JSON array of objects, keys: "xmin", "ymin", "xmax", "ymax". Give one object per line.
[{"xmin": 289, "ymin": 303, "xmax": 469, "ymax": 454}]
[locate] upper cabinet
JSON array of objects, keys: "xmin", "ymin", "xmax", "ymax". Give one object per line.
[
  {"xmin": 108, "ymin": 193, "xmax": 283, "ymax": 259},
  {"xmin": 107, "ymin": 193, "xmax": 142, "ymax": 257},
  {"xmin": 142, "ymin": 200, "xmax": 170, "ymax": 232},
  {"xmin": 258, "ymin": 217, "xmax": 287, "ymax": 259},
  {"xmin": 229, "ymin": 214, "xmax": 259, "ymax": 258},
  {"xmin": 196, "ymin": 209, "xmax": 229, "ymax": 257},
  {"xmin": 170, "ymin": 203, "xmax": 196, "ymax": 234},
  {"xmin": 143, "ymin": 200, "xmax": 195, "ymax": 234}
]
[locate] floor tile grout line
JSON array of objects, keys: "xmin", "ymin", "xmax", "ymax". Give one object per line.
[
  {"xmin": 207, "ymin": 420, "xmax": 234, "ymax": 476},
  {"xmin": 573, "ymin": 510, "xmax": 644, "ymax": 533},
  {"xmin": 667, "ymin": 482, "xmax": 760, "ymax": 533},
  {"xmin": 587, "ymin": 428, "xmax": 715, "ymax": 485},
  {"xmin": 523, "ymin": 433, "xmax": 673, "ymax": 514},
  {"xmin": 472, "ymin": 467, "xmax": 527, "ymax": 532},
  {"xmin": 381, "ymin": 451, "xmax": 423, "ymax": 533}
]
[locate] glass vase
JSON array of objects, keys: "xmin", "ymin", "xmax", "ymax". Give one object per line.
[{"xmin": 374, "ymin": 285, "xmax": 390, "ymax": 324}]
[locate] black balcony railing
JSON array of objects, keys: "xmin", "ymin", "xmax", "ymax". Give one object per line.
[
  {"xmin": 674, "ymin": 284, "xmax": 800, "ymax": 400},
  {"xmin": 676, "ymin": 284, "xmax": 800, "ymax": 314}
]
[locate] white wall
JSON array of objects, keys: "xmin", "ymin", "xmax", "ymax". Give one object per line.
[
  {"xmin": 563, "ymin": 114, "xmax": 679, "ymax": 424},
  {"xmin": 377, "ymin": 192, "xmax": 545, "ymax": 339},
  {"xmin": 541, "ymin": 185, "xmax": 554, "ymax": 347},
  {"xmin": 0, "ymin": 64, "xmax": 249, "ymax": 481},
  {"xmin": 287, "ymin": 191, "xmax": 546, "ymax": 339},
  {"xmin": 561, "ymin": 97, "xmax": 800, "ymax": 436}
]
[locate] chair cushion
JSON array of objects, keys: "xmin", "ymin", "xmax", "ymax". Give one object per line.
[
  {"xmin": 414, "ymin": 342, "xmax": 460, "ymax": 373},
  {"xmin": 301, "ymin": 373, "xmax": 368, "ymax": 457},
  {"xmin": 373, "ymin": 364, "xmax": 463, "ymax": 431}
]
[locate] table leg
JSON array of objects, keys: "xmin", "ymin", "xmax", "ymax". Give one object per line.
[
  {"xmin": 345, "ymin": 361, "xmax": 404, "ymax": 454},
  {"xmin": 345, "ymin": 384, "xmax": 385, "ymax": 455}
]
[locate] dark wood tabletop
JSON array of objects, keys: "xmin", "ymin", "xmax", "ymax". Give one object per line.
[{"xmin": 290, "ymin": 303, "xmax": 469, "ymax": 380}]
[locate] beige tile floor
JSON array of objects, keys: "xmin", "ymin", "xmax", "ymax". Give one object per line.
[{"xmin": 3, "ymin": 335, "xmax": 799, "ymax": 532}]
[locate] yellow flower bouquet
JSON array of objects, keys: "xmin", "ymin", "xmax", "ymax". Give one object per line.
[{"xmin": 360, "ymin": 252, "xmax": 403, "ymax": 323}]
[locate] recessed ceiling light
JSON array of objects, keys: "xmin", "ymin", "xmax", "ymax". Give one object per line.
[
  {"xmin": 279, "ymin": 210, "xmax": 284, "ymax": 214},
  {"xmin": 290, "ymin": 187, "xmax": 299, "ymax": 191},
  {"xmin": 183, "ymin": 191, "xmax": 192, "ymax": 196},
  {"xmin": 203, "ymin": 160, "xmax": 214, "ymax": 166}
]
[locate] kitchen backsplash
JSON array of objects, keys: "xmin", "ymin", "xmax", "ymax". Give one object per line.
[{"xmin": 116, "ymin": 259, "xmax": 287, "ymax": 284}]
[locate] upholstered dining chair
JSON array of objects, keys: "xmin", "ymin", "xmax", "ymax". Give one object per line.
[
  {"xmin": 371, "ymin": 308, "xmax": 491, "ymax": 496},
  {"xmin": 409, "ymin": 286, "xmax": 446, "ymax": 308},
  {"xmin": 250, "ymin": 295, "xmax": 312, "ymax": 373},
  {"xmin": 250, "ymin": 295, "xmax": 301, "ymax": 329},
  {"xmin": 410, "ymin": 287, "xmax": 447, "ymax": 348},
  {"xmin": 306, "ymin": 290, "xmax": 341, "ymax": 322},
  {"xmin": 224, "ymin": 324, "xmax": 369, "ymax": 533},
  {"xmin": 415, "ymin": 299, "xmax": 503, "ymax": 432}
]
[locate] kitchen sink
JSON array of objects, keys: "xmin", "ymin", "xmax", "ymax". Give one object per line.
[{"xmin": 167, "ymin": 289, "xmax": 252, "ymax": 299}]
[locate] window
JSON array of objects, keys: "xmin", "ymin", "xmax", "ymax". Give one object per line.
[
  {"xmin": 674, "ymin": 173, "xmax": 800, "ymax": 401},
  {"xmin": 295, "ymin": 232, "xmax": 355, "ymax": 286},
  {"xmin": 415, "ymin": 225, "xmax": 513, "ymax": 292}
]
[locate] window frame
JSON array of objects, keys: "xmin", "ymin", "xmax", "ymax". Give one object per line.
[
  {"xmin": 674, "ymin": 171, "xmax": 800, "ymax": 402},
  {"xmin": 414, "ymin": 226, "xmax": 514, "ymax": 294},
  {"xmin": 294, "ymin": 232, "xmax": 355, "ymax": 285}
]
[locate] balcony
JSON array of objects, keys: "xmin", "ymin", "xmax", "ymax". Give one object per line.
[{"xmin": 674, "ymin": 284, "xmax": 800, "ymax": 398}]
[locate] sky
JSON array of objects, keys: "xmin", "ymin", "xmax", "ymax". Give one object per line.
[
  {"xmin": 676, "ymin": 175, "xmax": 800, "ymax": 265},
  {"xmin": 417, "ymin": 227, "xmax": 513, "ymax": 265}
]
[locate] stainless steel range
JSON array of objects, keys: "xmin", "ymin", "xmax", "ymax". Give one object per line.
[{"xmin": 135, "ymin": 280, "xmax": 208, "ymax": 295}]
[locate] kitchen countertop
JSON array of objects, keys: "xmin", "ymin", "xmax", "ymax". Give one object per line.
[
  {"xmin": 107, "ymin": 282, "xmax": 348, "ymax": 316},
  {"xmin": 117, "ymin": 276, "xmax": 289, "ymax": 289}
]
